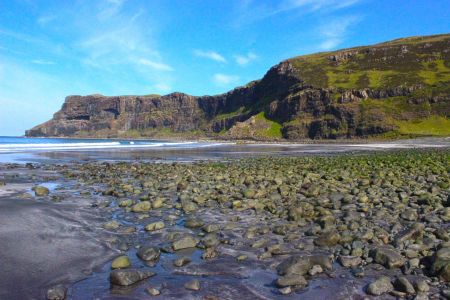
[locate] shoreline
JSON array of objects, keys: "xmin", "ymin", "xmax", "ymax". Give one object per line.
[
  {"xmin": 10, "ymin": 134, "xmax": 450, "ymax": 145},
  {"xmin": 0, "ymin": 149, "xmax": 450, "ymax": 300},
  {"xmin": 0, "ymin": 149, "xmax": 448, "ymax": 299},
  {"xmin": 1, "ymin": 136, "xmax": 449, "ymax": 165}
]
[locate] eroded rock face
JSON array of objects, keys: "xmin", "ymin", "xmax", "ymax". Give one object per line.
[{"xmin": 26, "ymin": 34, "xmax": 450, "ymax": 140}]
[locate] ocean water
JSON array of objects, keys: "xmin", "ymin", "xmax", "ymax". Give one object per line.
[
  {"xmin": 0, "ymin": 136, "xmax": 225, "ymax": 152},
  {"xmin": 0, "ymin": 136, "xmax": 448, "ymax": 164}
]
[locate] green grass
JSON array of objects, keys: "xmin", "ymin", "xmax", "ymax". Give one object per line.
[
  {"xmin": 360, "ymin": 96, "xmax": 432, "ymax": 116},
  {"xmin": 214, "ymin": 107, "xmax": 247, "ymax": 120},
  {"xmin": 394, "ymin": 116, "xmax": 450, "ymax": 136},
  {"xmin": 287, "ymin": 34, "xmax": 450, "ymax": 90},
  {"xmin": 254, "ymin": 112, "xmax": 282, "ymax": 138},
  {"xmin": 419, "ymin": 60, "xmax": 450, "ymax": 85}
]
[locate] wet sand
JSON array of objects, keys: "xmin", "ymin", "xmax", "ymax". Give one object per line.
[
  {"xmin": 1, "ymin": 137, "xmax": 448, "ymax": 164},
  {"xmin": 0, "ymin": 140, "xmax": 449, "ymax": 299},
  {"xmin": 0, "ymin": 167, "xmax": 116, "ymax": 299}
]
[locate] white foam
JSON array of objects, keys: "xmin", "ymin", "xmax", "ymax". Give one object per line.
[{"xmin": 0, "ymin": 141, "xmax": 230, "ymax": 152}]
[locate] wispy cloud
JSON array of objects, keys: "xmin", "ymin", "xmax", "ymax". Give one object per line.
[
  {"xmin": 285, "ymin": 0, "xmax": 361, "ymax": 12},
  {"xmin": 317, "ymin": 16, "xmax": 361, "ymax": 50},
  {"xmin": 234, "ymin": 52, "xmax": 257, "ymax": 66},
  {"xmin": 69, "ymin": 0, "xmax": 174, "ymax": 88},
  {"xmin": 31, "ymin": 59, "xmax": 55, "ymax": 65},
  {"xmin": 213, "ymin": 73, "xmax": 239, "ymax": 86},
  {"xmin": 97, "ymin": 0, "xmax": 127, "ymax": 20},
  {"xmin": 37, "ymin": 15, "xmax": 57, "ymax": 26},
  {"xmin": 233, "ymin": 0, "xmax": 361, "ymax": 26},
  {"xmin": 152, "ymin": 83, "xmax": 172, "ymax": 93},
  {"xmin": 137, "ymin": 59, "xmax": 173, "ymax": 71},
  {"xmin": 193, "ymin": 50, "xmax": 227, "ymax": 63}
]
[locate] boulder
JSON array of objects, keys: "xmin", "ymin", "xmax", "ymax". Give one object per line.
[
  {"xmin": 172, "ymin": 235, "xmax": 199, "ymax": 250},
  {"xmin": 33, "ymin": 186, "xmax": 49, "ymax": 196},
  {"xmin": 276, "ymin": 274, "xmax": 307, "ymax": 287},
  {"xmin": 110, "ymin": 269, "xmax": 155, "ymax": 286},
  {"xmin": 394, "ymin": 223, "xmax": 424, "ymax": 246},
  {"xmin": 46, "ymin": 285, "xmax": 66, "ymax": 300},
  {"xmin": 111, "ymin": 256, "xmax": 131, "ymax": 269},
  {"xmin": 394, "ymin": 276, "xmax": 415, "ymax": 294},
  {"xmin": 184, "ymin": 279, "xmax": 200, "ymax": 291},
  {"xmin": 431, "ymin": 248, "xmax": 450, "ymax": 281},
  {"xmin": 314, "ymin": 230, "xmax": 341, "ymax": 247},
  {"xmin": 370, "ymin": 247, "xmax": 405, "ymax": 269},
  {"xmin": 366, "ymin": 276, "xmax": 394, "ymax": 296},
  {"xmin": 145, "ymin": 221, "xmax": 165, "ymax": 231},
  {"xmin": 338, "ymin": 255, "xmax": 362, "ymax": 268},
  {"xmin": 132, "ymin": 201, "xmax": 151, "ymax": 212},
  {"xmin": 277, "ymin": 255, "xmax": 332, "ymax": 276},
  {"xmin": 137, "ymin": 247, "xmax": 161, "ymax": 261}
]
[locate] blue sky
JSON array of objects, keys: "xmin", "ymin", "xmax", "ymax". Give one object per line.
[{"xmin": 0, "ymin": 0, "xmax": 449, "ymax": 136}]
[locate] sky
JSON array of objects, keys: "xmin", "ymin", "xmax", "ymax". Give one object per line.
[{"xmin": 0, "ymin": 0, "xmax": 449, "ymax": 136}]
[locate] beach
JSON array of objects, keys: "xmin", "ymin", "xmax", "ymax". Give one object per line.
[{"xmin": 0, "ymin": 138, "xmax": 449, "ymax": 299}]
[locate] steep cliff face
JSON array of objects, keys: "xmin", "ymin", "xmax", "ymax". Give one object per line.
[
  {"xmin": 27, "ymin": 34, "xmax": 450, "ymax": 140},
  {"xmin": 28, "ymin": 93, "xmax": 206, "ymax": 136}
]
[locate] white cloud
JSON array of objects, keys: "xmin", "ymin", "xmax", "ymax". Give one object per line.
[
  {"xmin": 31, "ymin": 59, "xmax": 55, "ymax": 65},
  {"xmin": 213, "ymin": 73, "xmax": 240, "ymax": 86},
  {"xmin": 285, "ymin": 0, "xmax": 360, "ymax": 12},
  {"xmin": 194, "ymin": 50, "xmax": 227, "ymax": 63},
  {"xmin": 152, "ymin": 83, "xmax": 171, "ymax": 93},
  {"xmin": 98, "ymin": 0, "xmax": 127, "ymax": 20},
  {"xmin": 234, "ymin": 52, "xmax": 257, "ymax": 66},
  {"xmin": 71, "ymin": 0, "xmax": 173, "ymax": 86},
  {"xmin": 233, "ymin": 0, "xmax": 361, "ymax": 26},
  {"xmin": 138, "ymin": 59, "xmax": 173, "ymax": 71},
  {"xmin": 317, "ymin": 16, "xmax": 361, "ymax": 50},
  {"xmin": 37, "ymin": 15, "xmax": 57, "ymax": 26}
]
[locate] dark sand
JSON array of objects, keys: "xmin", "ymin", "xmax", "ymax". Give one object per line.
[
  {"xmin": 0, "ymin": 169, "xmax": 116, "ymax": 299},
  {"xmin": 0, "ymin": 138, "xmax": 448, "ymax": 299}
]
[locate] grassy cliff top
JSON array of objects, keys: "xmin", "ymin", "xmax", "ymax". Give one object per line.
[{"xmin": 288, "ymin": 34, "xmax": 450, "ymax": 90}]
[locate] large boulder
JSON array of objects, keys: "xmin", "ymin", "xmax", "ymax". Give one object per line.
[
  {"xmin": 393, "ymin": 223, "xmax": 424, "ymax": 246},
  {"xmin": 172, "ymin": 235, "xmax": 199, "ymax": 250},
  {"xmin": 276, "ymin": 274, "xmax": 307, "ymax": 288},
  {"xmin": 111, "ymin": 256, "xmax": 131, "ymax": 269},
  {"xmin": 132, "ymin": 201, "xmax": 151, "ymax": 212},
  {"xmin": 33, "ymin": 186, "xmax": 50, "ymax": 196},
  {"xmin": 110, "ymin": 269, "xmax": 155, "ymax": 286},
  {"xmin": 431, "ymin": 247, "xmax": 450, "ymax": 281},
  {"xmin": 314, "ymin": 230, "xmax": 341, "ymax": 247},
  {"xmin": 366, "ymin": 276, "xmax": 394, "ymax": 296},
  {"xmin": 370, "ymin": 247, "xmax": 405, "ymax": 269},
  {"xmin": 137, "ymin": 246, "xmax": 161, "ymax": 261},
  {"xmin": 46, "ymin": 285, "xmax": 66, "ymax": 300},
  {"xmin": 277, "ymin": 255, "xmax": 332, "ymax": 276}
]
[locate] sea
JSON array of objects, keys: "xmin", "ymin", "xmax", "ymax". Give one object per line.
[
  {"xmin": 0, "ymin": 136, "xmax": 448, "ymax": 164},
  {"xmin": 0, "ymin": 136, "xmax": 224, "ymax": 152}
]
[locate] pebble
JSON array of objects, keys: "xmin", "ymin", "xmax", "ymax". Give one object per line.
[
  {"xmin": 111, "ymin": 256, "xmax": 131, "ymax": 269},
  {"xmin": 184, "ymin": 279, "xmax": 200, "ymax": 291},
  {"xmin": 46, "ymin": 285, "xmax": 66, "ymax": 300}
]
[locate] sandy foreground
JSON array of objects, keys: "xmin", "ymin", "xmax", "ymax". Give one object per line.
[
  {"xmin": 0, "ymin": 167, "xmax": 116, "ymax": 299},
  {"xmin": 0, "ymin": 146, "xmax": 449, "ymax": 299}
]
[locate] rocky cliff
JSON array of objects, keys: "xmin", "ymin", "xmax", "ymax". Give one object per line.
[{"xmin": 26, "ymin": 34, "xmax": 450, "ymax": 140}]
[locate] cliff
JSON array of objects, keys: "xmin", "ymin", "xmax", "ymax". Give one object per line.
[{"xmin": 26, "ymin": 34, "xmax": 450, "ymax": 140}]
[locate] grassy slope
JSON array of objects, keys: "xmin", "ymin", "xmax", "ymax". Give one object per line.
[
  {"xmin": 285, "ymin": 34, "xmax": 450, "ymax": 138},
  {"xmin": 288, "ymin": 34, "xmax": 450, "ymax": 89},
  {"xmin": 254, "ymin": 112, "xmax": 283, "ymax": 138}
]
